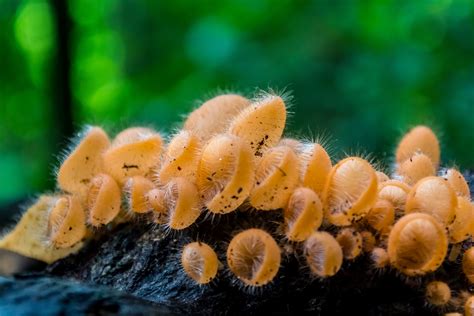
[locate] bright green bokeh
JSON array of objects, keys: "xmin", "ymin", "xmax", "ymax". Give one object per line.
[
  {"xmin": 15, "ymin": 1, "xmax": 54, "ymax": 56},
  {"xmin": 0, "ymin": 0, "xmax": 473, "ymax": 207},
  {"xmin": 0, "ymin": 0, "xmax": 56, "ymax": 205},
  {"xmin": 14, "ymin": 0, "xmax": 55, "ymax": 86}
]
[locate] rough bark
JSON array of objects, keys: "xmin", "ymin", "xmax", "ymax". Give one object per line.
[
  {"xmin": 0, "ymin": 172, "xmax": 472, "ymax": 315},
  {"xmin": 0, "ymin": 275, "xmax": 175, "ymax": 315}
]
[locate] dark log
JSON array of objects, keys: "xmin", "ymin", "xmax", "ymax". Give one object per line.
[
  {"xmin": 0, "ymin": 275, "xmax": 176, "ymax": 315},
  {"xmin": 0, "ymin": 171, "xmax": 472, "ymax": 315}
]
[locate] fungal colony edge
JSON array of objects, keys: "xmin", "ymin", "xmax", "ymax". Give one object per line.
[{"xmin": 0, "ymin": 91, "xmax": 473, "ymax": 315}]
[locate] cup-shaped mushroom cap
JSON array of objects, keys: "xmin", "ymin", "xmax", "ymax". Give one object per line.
[
  {"xmin": 57, "ymin": 126, "xmax": 110, "ymax": 198},
  {"xmin": 396, "ymin": 125, "xmax": 440, "ymax": 167},
  {"xmin": 304, "ymin": 231, "xmax": 343, "ymax": 278},
  {"xmin": 164, "ymin": 177, "xmax": 201, "ymax": 230},
  {"xmin": 449, "ymin": 197, "xmax": 474, "ymax": 243},
  {"xmin": 146, "ymin": 188, "xmax": 167, "ymax": 224},
  {"xmin": 465, "ymin": 296, "xmax": 474, "ymax": 316},
  {"xmin": 376, "ymin": 171, "xmax": 390, "ymax": 183},
  {"xmin": 371, "ymin": 247, "xmax": 389, "ymax": 269},
  {"xmin": 405, "ymin": 176, "xmax": 457, "ymax": 226},
  {"xmin": 227, "ymin": 228, "xmax": 281, "ymax": 287},
  {"xmin": 360, "ymin": 231, "xmax": 376, "ymax": 252},
  {"xmin": 87, "ymin": 173, "xmax": 121, "ymax": 227},
  {"xmin": 284, "ymin": 187, "xmax": 323, "ymax": 242},
  {"xmin": 444, "ymin": 168, "xmax": 470, "ymax": 199},
  {"xmin": 300, "ymin": 143, "xmax": 332, "ymax": 197},
  {"xmin": 181, "ymin": 242, "xmax": 219, "ymax": 284},
  {"xmin": 250, "ymin": 146, "xmax": 300, "ymax": 210},
  {"xmin": 48, "ymin": 195, "xmax": 86, "ymax": 248},
  {"xmin": 123, "ymin": 176, "xmax": 155, "ymax": 214},
  {"xmin": 387, "ymin": 213, "xmax": 448, "ymax": 276},
  {"xmin": 323, "ymin": 157, "xmax": 378, "ymax": 226},
  {"xmin": 463, "ymin": 247, "xmax": 474, "ymax": 284},
  {"xmin": 378, "ymin": 180, "xmax": 411, "ymax": 214},
  {"xmin": 425, "ymin": 281, "xmax": 451, "ymax": 306},
  {"xmin": 158, "ymin": 131, "xmax": 202, "ymax": 184},
  {"xmin": 0, "ymin": 196, "xmax": 84, "ymax": 263},
  {"xmin": 366, "ymin": 199, "xmax": 395, "ymax": 233},
  {"xmin": 397, "ymin": 153, "xmax": 436, "ymax": 185},
  {"xmin": 183, "ymin": 94, "xmax": 250, "ymax": 141},
  {"xmin": 197, "ymin": 134, "xmax": 254, "ymax": 214},
  {"xmin": 112, "ymin": 127, "xmax": 156, "ymax": 144},
  {"xmin": 336, "ymin": 228, "xmax": 363, "ymax": 260},
  {"xmin": 103, "ymin": 127, "xmax": 163, "ymax": 184},
  {"xmin": 280, "ymin": 140, "xmax": 332, "ymax": 196},
  {"xmin": 228, "ymin": 94, "xmax": 286, "ymax": 158}
]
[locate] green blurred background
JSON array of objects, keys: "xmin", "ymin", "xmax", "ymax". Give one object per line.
[{"xmin": 0, "ymin": 0, "xmax": 473, "ymax": 217}]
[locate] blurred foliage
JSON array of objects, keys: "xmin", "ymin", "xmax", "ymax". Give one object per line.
[{"xmin": 0, "ymin": 0, "xmax": 473, "ymax": 207}]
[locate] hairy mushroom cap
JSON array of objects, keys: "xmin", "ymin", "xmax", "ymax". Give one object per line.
[
  {"xmin": 103, "ymin": 127, "xmax": 163, "ymax": 184},
  {"xmin": 405, "ymin": 176, "xmax": 457, "ymax": 226},
  {"xmin": 183, "ymin": 94, "xmax": 250, "ymax": 141},
  {"xmin": 47, "ymin": 195, "xmax": 87, "ymax": 249},
  {"xmin": 227, "ymin": 228, "xmax": 281, "ymax": 287},
  {"xmin": 123, "ymin": 176, "xmax": 155, "ymax": 214},
  {"xmin": 448, "ymin": 196, "xmax": 474, "ymax": 243},
  {"xmin": 228, "ymin": 93, "xmax": 286, "ymax": 158},
  {"xmin": 159, "ymin": 130, "xmax": 202, "ymax": 184},
  {"xmin": 371, "ymin": 247, "xmax": 389, "ymax": 269},
  {"xmin": 397, "ymin": 153, "xmax": 436, "ymax": 185},
  {"xmin": 387, "ymin": 213, "xmax": 448, "ymax": 276},
  {"xmin": 57, "ymin": 126, "xmax": 110, "ymax": 198},
  {"xmin": 376, "ymin": 171, "xmax": 390, "ymax": 183},
  {"xmin": 304, "ymin": 231, "xmax": 343, "ymax": 278},
  {"xmin": 165, "ymin": 178, "xmax": 201, "ymax": 230},
  {"xmin": 86, "ymin": 173, "xmax": 121, "ymax": 227},
  {"xmin": 396, "ymin": 125, "xmax": 440, "ymax": 167},
  {"xmin": 366, "ymin": 199, "xmax": 395, "ymax": 233},
  {"xmin": 425, "ymin": 281, "xmax": 451, "ymax": 306},
  {"xmin": 323, "ymin": 157, "xmax": 378, "ymax": 226},
  {"xmin": 284, "ymin": 187, "xmax": 323, "ymax": 242},
  {"xmin": 300, "ymin": 143, "xmax": 332, "ymax": 197},
  {"xmin": 336, "ymin": 228, "xmax": 363, "ymax": 260},
  {"xmin": 250, "ymin": 145, "xmax": 300, "ymax": 210},
  {"xmin": 378, "ymin": 180, "xmax": 411, "ymax": 214},
  {"xmin": 360, "ymin": 231, "xmax": 376, "ymax": 252},
  {"xmin": 162, "ymin": 177, "xmax": 201, "ymax": 230},
  {"xmin": 181, "ymin": 242, "xmax": 219, "ymax": 284},
  {"xmin": 146, "ymin": 188, "xmax": 167, "ymax": 224},
  {"xmin": 466, "ymin": 296, "xmax": 474, "ymax": 316},
  {"xmin": 463, "ymin": 247, "xmax": 474, "ymax": 284},
  {"xmin": 196, "ymin": 134, "xmax": 254, "ymax": 214},
  {"xmin": 444, "ymin": 168, "xmax": 471, "ymax": 199}
]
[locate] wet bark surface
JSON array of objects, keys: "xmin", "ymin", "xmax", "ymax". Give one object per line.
[
  {"xmin": 1, "ymin": 171, "xmax": 472, "ymax": 315},
  {"xmin": 0, "ymin": 275, "xmax": 175, "ymax": 315}
]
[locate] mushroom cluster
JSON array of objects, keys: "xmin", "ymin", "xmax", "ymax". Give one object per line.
[{"xmin": 0, "ymin": 91, "xmax": 472, "ymax": 314}]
